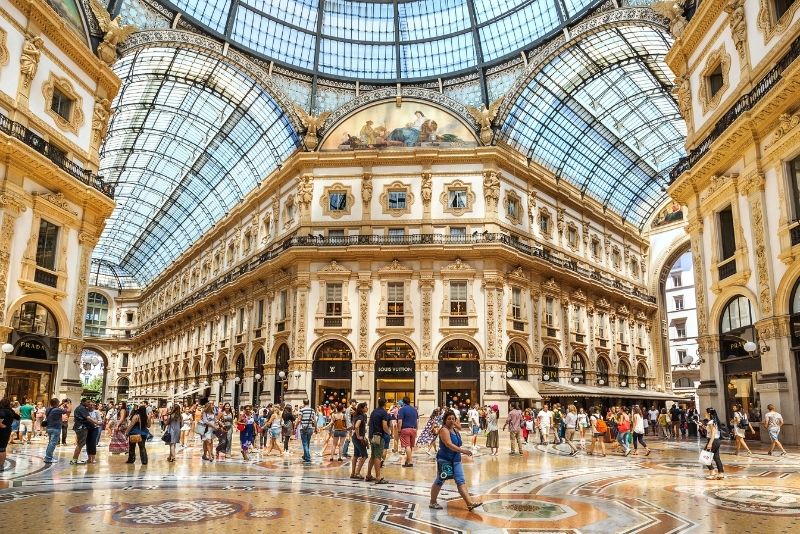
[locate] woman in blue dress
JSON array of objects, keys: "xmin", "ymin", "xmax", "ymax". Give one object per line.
[
  {"xmin": 238, "ymin": 405, "xmax": 256, "ymax": 461},
  {"xmin": 387, "ymin": 111, "xmax": 426, "ymax": 146},
  {"xmin": 429, "ymin": 409, "xmax": 482, "ymax": 511}
]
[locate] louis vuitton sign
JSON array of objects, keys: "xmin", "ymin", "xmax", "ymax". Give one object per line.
[{"xmin": 375, "ymin": 361, "xmax": 415, "ymax": 378}]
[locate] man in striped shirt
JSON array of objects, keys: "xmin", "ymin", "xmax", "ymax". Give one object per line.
[{"xmin": 296, "ymin": 399, "xmax": 316, "ymax": 462}]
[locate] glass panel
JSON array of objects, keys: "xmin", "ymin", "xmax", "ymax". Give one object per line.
[{"xmin": 36, "ymin": 220, "xmax": 59, "ymax": 270}]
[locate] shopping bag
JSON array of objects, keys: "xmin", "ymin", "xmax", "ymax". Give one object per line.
[{"xmin": 698, "ymin": 449, "xmax": 714, "ymax": 466}]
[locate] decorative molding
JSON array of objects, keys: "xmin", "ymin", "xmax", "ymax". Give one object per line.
[
  {"xmin": 319, "ymin": 260, "xmax": 351, "ymax": 274},
  {"xmin": 723, "ymin": 0, "xmax": 747, "ymax": 62},
  {"xmin": 672, "ymin": 73, "xmax": 693, "ymax": 131},
  {"xmin": 378, "ymin": 259, "xmax": 414, "ymax": 274},
  {"xmin": 439, "ymin": 179, "xmax": 475, "ymax": 217},
  {"xmin": 320, "ymin": 182, "xmax": 355, "ymax": 219},
  {"xmin": 538, "ymin": 207, "xmax": 553, "ymax": 240},
  {"xmin": 748, "ymin": 194, "xmax": 773, "ymax": 317},
  {"xmin": 91, "ymin": 97, "xmax": 112, "ymax": 145},
  {"xmin": 698, "ymin": 46, "xmax": 731, "ymax": 114},
  {"xmin": 295, "ymin": 174, "xmax": 313, "ymax": 208},
  {"xmin": 379, "ymin": 180, "xmax": 414, "ymax": 217},
  {"xmin": 769, "ymin": 112, "xmax": 800, "ymax": 146},
  {"xmin": 0, "ymin": 27, "xmax": 9, "ymax": 66},
  {"xmin": 757, "ymin": 0, "xmax": 800, "ymax": 43},
  {"xmin": 72, "ymin": 247, "xmax": 92, "ymax": 336},
  {"xmin": 503, "ymin": 188, "xmax": 524, "ymax": 225},
  {"xmin": 32, "ymin": 191, "xmax": 78, "ymax": 216},
  {"xmin": 441, "ymin": 258, "xmax": 474, "ymax": 273},
  {"xmin": 41, "ymin": 72, "xmax": 85, "ymax": 134},
  {"xmin": 527, "ymin": 190, "xmax": 537, "ymax": 225},
  {"xmin": 482, "ymin": 170, "xmax": 500, "ymax": 211}
]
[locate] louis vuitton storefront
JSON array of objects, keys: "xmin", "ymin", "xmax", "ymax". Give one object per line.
[
  {"xmin": 374, "ymin": 340, "xmax": 415, "ymax": 407},
  {"xmin": 438, "ymin": 339, "xmax": 480, "ymax": 420},
  {"xmin": 6, "ymin": 302, "xmax": 60, "ymax": 403}
]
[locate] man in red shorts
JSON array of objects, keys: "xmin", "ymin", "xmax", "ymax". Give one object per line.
[{"xmin": 397, "ymin": 397, "xmax": 418, "ymax": 468}]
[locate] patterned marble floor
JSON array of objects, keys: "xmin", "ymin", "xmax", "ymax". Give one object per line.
[{"xmin": 2, "ymin": 432, "xmax": 800, "ymax": 533}]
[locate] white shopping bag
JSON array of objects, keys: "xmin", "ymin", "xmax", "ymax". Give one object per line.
[{"xmin": 698, "ymin": 449, "xmax": 714, "ymax": 466}]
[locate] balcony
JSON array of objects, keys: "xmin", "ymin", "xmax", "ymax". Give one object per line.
[
  {"xmin": 253, "ymin": 328, "xmax": 263, "ymax": 338},
  {"xmin": 386, "ymin": 316, "xmax": 405, "ymax": 327},
  {"xmin": 718, "ymin": 259, "xmax": 736, "ymax": 280},
  {"xmin": 34, "ymin": 268, "xmax": 58, "ymax": 288},
  {"xmin": 598, "ymin": 339, "xmax": 608, "ymax": 348},
  {"xmin": 324, "ymin": 317, "xmax": 342, "ymax": 328},
  {"xmin": 546, "ymin": 327, "xmax": 557, "ymax": 338},
  {"xmin": 235, "ymin": 334, "xmax": 244, "ymax": 344},
  {"xmin": 449, "ymin": 316, "xmax": 469, "ymax": 327},
  {"xmin": 0, "ymin": 113, "xmax": 114, "ymax": 198},
  {"xmin": 512, "ymin": 320, "xmax": 525, "ymax": 332},
  {"xmin": 574, "ymin": 332, "xmax": 585, "ymax": 343},
  {"xmin": 276, "ymin": 320, "xmax": 286, "ymax": 332}
]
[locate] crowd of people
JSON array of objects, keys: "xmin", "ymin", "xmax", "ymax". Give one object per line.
[{"xmin": 0, "ymin": 395, "xmax": 791, "ymax": 496}]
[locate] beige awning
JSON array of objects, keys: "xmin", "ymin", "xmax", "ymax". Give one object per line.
[
  {"xmin": 538, "ymin": 381, "xmax": 687, "ymax": 401},
  {"xmin": 507, "ymin": 379, "xmax": 542, "ymax": 400}
]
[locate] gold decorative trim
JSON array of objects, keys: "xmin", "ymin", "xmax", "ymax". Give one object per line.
[
  {"xmin": 757, "ymin": 0, "xmax": 800, "ymax": 43},
  {"xmin": 41, "ymin": 73, "xmax": 85, "ymax": 134},
  {"xmin": 0, "ymin": 27, "xmax": 9, "ymax": 67},
  {"xmin": 379, "ymin": 180, "xmax": 414, "ymax": 217},
  {"xmin": 503, "ymin": 189, "xmax": 523, "ymax": 225},
  {"xmin": 439, "ymin": 179, "xmax": 475, "ymax": 216},
  {"xmin": 320, "ymin": 182, "xmax": 355, "ymax": 219},
  {"xmin": 698, "ymin": 47, "xmax": 731, "ymax": 114}
]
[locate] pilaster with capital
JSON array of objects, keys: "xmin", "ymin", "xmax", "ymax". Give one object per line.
[
  {"xmin": 357, "ymin": 275, "xmax": 371, "ymax": 358},
  {"xmin": 0, "ymin": 192, "xmax": 26, "ymax": 324},
  {"xmin": 741, "ymin": 173, "xmax": 774, "ymax": 318},
  {"xmin": 420, "ymin": 275, "xmax": 434, "ymax": 359}
]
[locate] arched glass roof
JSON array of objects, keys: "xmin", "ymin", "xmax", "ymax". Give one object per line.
[
  {"xmin": 93, "ymin": 46, "xmax": 299, "ymax": 286},
  {"xmin": 160, "ymin": 0, "xmax": 600, "ymax": 81},
  {"xmin": 500, "ymin": 24, "xmax": 685, "ymax": 228}
]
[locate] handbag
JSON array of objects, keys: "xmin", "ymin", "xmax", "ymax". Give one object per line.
[
  {"xmin": 194, "ymin": 423, "xmax": 207, "ymax": 436},
  {"xmin": 699, "ymin": 449, "xmax": 714, "ymax": 466},
  {"xmin": 437, "ymin": 459, "xmax": 454, "ymax": 480},
  {"xmin": 129, "ymin": 433, "xmax": 142, "ymax": 444},
  {"xmin": 162, "ymin": 430, "xmax": 171, "ymax": 444}
]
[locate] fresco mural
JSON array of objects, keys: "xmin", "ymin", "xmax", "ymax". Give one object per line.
[
  {"xmin": 651, "ymin": 200, "xmax": 685, "ymax": 228},
  {"xmin": 47, "ymin": 0, "xmax": 86, "ymax": 38},
  {"xmin": 321, "ymin": 101, "xmax": 477, "ymax": 151}
]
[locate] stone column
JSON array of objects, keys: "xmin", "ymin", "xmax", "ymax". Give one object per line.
[{"xmin": 285, "ymin": 274, "xmax": 310, "ymax": 403}]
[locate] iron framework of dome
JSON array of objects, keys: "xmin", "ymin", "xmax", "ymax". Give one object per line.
[{"xmin": 90, "ymin": 0, "xmax": 685, "ymax": 288}]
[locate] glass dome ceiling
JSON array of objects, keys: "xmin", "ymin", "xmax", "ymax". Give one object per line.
[{"xmin": 160, "ymin": 0, "xmax": 600, "ymax": 80}]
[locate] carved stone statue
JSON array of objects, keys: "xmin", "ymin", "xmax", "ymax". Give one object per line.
[
  {"xmin": 296, "ymin": 174, "xmax": 313, "ymax": 206},
  {"xmin": 421, "ymin": 172, "xmax": 432, "ymax": 203},
  {"xmin": 361, "ymin": 173, "xmax": 373, "ymax": 204},
  {"xmin": 294, "ymin": 106, "xmax": 331, "ymax": 151},
  {"xmin": 672, "ymin": 74, "xmax": 692, "ymax": 126},
  {"xmin": 92, "ymin": 98, "xmax": 112, "ymax": 144},
  {"xmin": 20, "ymin": 34, "xmax": 43, "ymax": 88},
  {"xmin": 652, "ymin": 1, "xmax": 688, "ymax": 38},
  {"xmin": 90, "ymin": 0, "xmax": 137, "ymax": 66},
  {"xmin": 466, "ymin": 98, "xmax": 502, "ymax": 145},
  {"xmin": 483, "ymin": 170, "xmax": 500, "ymax": 205},
  {"xmin": 724, "ymin": 0, "xmax": 747, "ymax": 61}
]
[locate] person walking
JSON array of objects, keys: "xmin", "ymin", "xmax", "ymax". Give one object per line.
[
  {"xmin": 238, "ymin": 405, "xmax": 256, "ymax": 461},
  {"xmin": 43, "ymin": 398, "xmax": 67, "ymax": 463},
  {"xmin": 615, "ymin": 407, "xmax": 632, "ymax": 456},
  {"xmin": 763, "ymin": 404, "xmax": 787, "ymax": 456},
  {"xmin": 70, "ymin": 398, "xmax": 94, "ymax": 465},
  {"xmin": 398, "ymin": 396, "xmax": 419, "ymax": 467},
  {"xmin": 467, "ymin": 405, "xmax": 481, "ymax": 450},
  {"xmin": 670, "ymin": 404, "xmax": 682, "ymax": 440},
  {"xmin": 504, "ymin": 402, "xmax": 523, "ymax": 455},
  {"xmin": 296, "ymin": 399, "xmax": 316, "ymax": 463},
  {"xmin": 486, "ymin": 405, "xmax": 499, "ymax": 456},
  {"xmin": 537, "ymin": 404, "xmax": 552, "ymax": 445},
  {"xmin": 562, "ymin": 405, "xmax": 579, "ymax": 455},
  {"xmin": 342, "ymin": 399, "xmax": 357, "ymax": 458},
  {"xmin": 219, "ymin": 403, "xmax": 234, "ymax": 458},
  {"xmin": 587, "ymin": 406, "xmax": 607, "ymax": 457},
  {"xmin": 180, "ymin": 407, "xmax": 192, "ymax": 448},
  {"xmin": 702, "ymin": 407, "xmax": 724, "ymax": 480},
  {"xmin": 577, "ymin": 407, "xmax": 589, "ymax": 450},
  {"xmin": 166, "ymin": 404, "xmax": 182, "ymax": 462},
  {"xmin": 264, "ymin": 407, "xmax": 283, "ymax": 456},
  {"xmin": 631, "ymin": 406, "xmax": 651, "ymax": 456},
  {"xmin": 658, "ymin": 408, "xmax": 671, "ymax": 439},
  {"xmin": 125, "ymin": 403, "xmax": 150, "ymax": 465},
  {"xmin": 18, "ymin": 399, "xmax": 35, "ymax": 445},
  {"xmin": 428, "ymin": 409, "xmax": 482, "ymax": 512},
  {"xmin": 281, "ymin": 404, "xmax": 295, "ymax": 453},
  {"xmin": 349, "ymin": 402, "xmax": 368, "ymax": 479},
  {"xmin": 200, "ymin": 403, "xmax": 217, "ymax": 462},
  {"xmin": 329, "ymin": 405, "xmax": 348, "ymax": 462},
  {"xmin": 731, "ymin": 404, "xmax": 754, "ymax": 456},
  {"xmin": 416, "ymin": 408, "xmax": 441, "ymax": 456},
  {"xmin": 365, "ymin": 398, "xmax": 391, "ymax": 484}
]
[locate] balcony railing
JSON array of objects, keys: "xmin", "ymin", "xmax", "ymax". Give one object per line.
[
  {"xmin": 546, "ymin": 327, "xmax": 557, "ymax": 338},
  {"xmin": 670, "ymin": 33, "xmax": 800, "ymax": 182},
  {"xmin": 386, "ymin": 316, "xmax": 405, "ymax": 327},
  {"xmin": 449, "ymin": 316, "xmax": 469, "ymax": 327},
  {"xmin": 324, "ymin": 317, "xmax": 342, "ymax": 327},
  {"xmin": 512, "ymin": 320, "xmax": 525, "ymax": 332},
  {"xmin": 718, "ymin": 259, "xmax": 737, "ymax": 280},
  {"xmin": 34, "ymin": 268, "xmax": 57, "ymax": 287},
  {"xmin": 138, "ymin": 232, "xmax": 658, "ymax": 334},
  {"xmin": 276, "ymin": 320, "xmax": 286, "ymax": 332},
  {"xmin": 0, "ymin": 113, "xmax": 114, "ymax": 199}
]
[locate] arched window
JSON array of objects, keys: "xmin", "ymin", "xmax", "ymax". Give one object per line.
[
  {"xmin": 792, "ymin": 279, "xmax": 800, "ymax": 314},
  {"xmin": 376, "ymin": 340, "xmax": 415, "ymax": 360},
  {"xmin": 12, "ymin": 301, "xmax": 58, "ymax": 337},
  {"xmin": 570, "ymin": 353, "xmax": 586, "ymax": 384},
  {"xmin": 596, "ymin": 357, "xmax": 609, "ymax": 386},
  {"xmin": 315, "ymin": 340, "xmax": 352, "ymax": 360},
  {"xmin": 84, "ymin": 292, "xmax": 109, "ymax": 337},
  {"xmin": 791, "ymin": 279, "xmax": 800, "ymax": 348},
  {"xmin": 674, "ymin": 377, "xmax": 693, "ymax": 388},
  {"xmin": 275, "ymin": 344, "xmax": 290, "ymax": 370},
  {"xmin": 235, "ymin": 354, "xmax": 245, "ymax": 378},
  {"xmin": 618, "ymin": 360, "xmax": 630, "ymax": 388},
  {"xmin": 506, "ymin": 343, "xmax": 527, "ymax": 364},
  {"xmin": 541, "ymin": 348, "xmax": 559, "ymax": 381},
  {"xmin": 637, "ymin": 363, "xmax": 647, "ymax": 388},
  {"xmin": 439, "ymin": 339, "xmax": 479, "ymax": 360},
  {"xmin": 719, "ymin": 296, "xmax": 754, "ymax": 334}
]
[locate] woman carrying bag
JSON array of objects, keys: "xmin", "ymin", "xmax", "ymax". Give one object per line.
[
  {"xmin": 125, "ymin": 404, "xmax": 150, "ymax": 465},
  {"xmin": 429, "ymin": 409, "xmax": 482, "ymax": 512},
  {"xmin": 701, "ymin": 407, "xmax": 725, "ymax": 480},
  {"xmin": 165, "ymin": 404, "xmax": 182, "ymax": 462}
]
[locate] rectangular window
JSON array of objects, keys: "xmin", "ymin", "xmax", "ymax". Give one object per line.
[
  {"xmin": 512, "ymin": 287, "xmax": 522, "ymax": 320},
  {"xmin": 223, "ymin": 314, "xmax": 228, "ymax": 334},
  {"xmin": 597, "ymin": 313, "xmax": 606, "ymax": 338},
  {"xmin": 718, "ymin": 206, "xmax": 736, "ymax": 260},
  {"xmin": 121, "ymin": 353, "xmax": 129, "ymax": 368},
  {"xmin": 50, "ymin": 88, "xmax": 73, "ymax": 120},
  {"xmin": 326, "ymin": 283, "xmax": 343, "ymax": 316},
  {"xmin": 507, "ymin": 198, "xmax": 518, "ymax": 219},
  {"xmin": 126, "ymin": 311, "xmax": 134, "ymax": 323},
  {"xmin": 672, "ymin": 273, "xmax": 682, "ymax": 287},
  {"xmin": 328, "ymin": 229, "xmax": 345, "ymax": 243},
  {"xmin": 591, "ymin": 239, "xmax": 600, "ymax": 257},
  {"xmin": 573, "ymin": 306, "xmax": 583, "ymax": 333},
  {"xmin": 257, "ymin": 299, "xmax": 265, "ymax": 326},
  {"xmin": 675, "ymin": 321, "xmax": 687, "ymax": 339},
  {"xmin": 387, "ymin": 282, "xmax": 404, "ymax": 316},
  {"xmin": 708, "ymin": 65, "xmax": 724, "ymax": 96},
  {"xmin": 450, "ymin": 281, "xmax": 467, "ymax": 315},
  {"xmin": 545, "ymin": 297, "xmax": 554, "ymax": 326},
  {"xmin": 238, "ymin": 308, "xmax": 245, "ymax": 333},
  {"xmin": 210, "ymin": 320, "xmax": 216, "ymax": 340},
  {"xmin": 35, "ymin": 219, "xmax": 59, "ymax": 270},
  {"xmin": 388, "ymin": 191, "xmax": 406, "ymax": 209},
  {"xmin": 329, "ymin": 192, "xmax": 347, "ymax": 211},
  {"xmin": 388, "ymin": 228, "xmax": 404, "ymax": 243},
  {"xmin": 618, "ymin": 318, "xmax": 626, "ymax": 342},
  {"xmin": 449, "ymin": 189, "xmax": 467, "ymax": 208},
  {"xmin": 539, "ymin": 214, "xmax": 550, "ymax": 234},
  {"xmin": 789, "ymin": 155, "xmax": 800, "ymax": 219},
  {"xmin": 450, "ymin": 227, "xmax": 466, "ymax": 238},
  {"xmin": 677, "ymin": 349, "xmax": 687, "ymax": 362},
  {"xmin": 674, "ymin": 295, "xmax": 684, "ymax": 310},
  {"xmin": 567, "ymin": 227, "xmax": 577, "ymax": 247},
  {"xmin": 279, "ymin": 289, "xmax": 288, "ymax": 321}
]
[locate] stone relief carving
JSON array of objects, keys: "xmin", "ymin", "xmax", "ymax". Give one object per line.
[
  {"xmin": 358, "ymin": 279, "xmax": 369, "ymax": 358},
  {"xmin": 420, "ymin": 278, "xmax": 433, "ymax": 358},
  {"xmin": 294, "ymin": 106, "xmax": 331, "ymax": 150},
  {"xmin": 691, "ymin": 239, "xmax": 708, "ymax": 333},
  {"xmin": 482, "ymin": 170, "xmax": 500, "ymax": 210},
  {"xmin": 749, "ymin": 196, "xmax": 773, "ymax": 316},
  {"xmin": 295, "ymin": 174, "xmax": 313, "ymax": 207},
  {"xmin": 20, "ymin": 34, "xmax": 44, "ymax": 88},
  {"xmin": 361, "ymin": 173, "xmax": 373, "ymax": 204},
  {"xmin": 651, "ymin": 1, "xmax": 688, "ymax": 38},
  {"xmin": 33, "ymin": 192, "xmax": 78, "ymax": 216},
  {"xmin": 92, "ymin": 98, "xmax": 112, "ymax": 144},
  {"xmin": 0, "ymin": 28, "xmax": 9, "ymax": 67},
  {"xmin": 724, "ymin": 0, "xmax": 747, "ymax": 62},
  {"xmin": 89, "ymin": 0, "xmax": 138, "ymax": 65},
  {"xmin": 72, "ymin": 248, "xmax": 92, "ymax": 336},
  {"xmin": 769, "ymin": 113, "xmax": 800, "ymax": 145},
  {"xmin": 465, "ymin": 97, "xmax": 502, "ymax": 145},
  {"xmin": 672, "ymin": 73, "xmax": 693, "ymax": 130}
]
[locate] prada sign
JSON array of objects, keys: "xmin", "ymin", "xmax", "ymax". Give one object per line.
[
  {"xmin": 438, "ymin": 359, "xmax": 479, "ymax": 379},
  {"xmin": 313, "ymin": 359, "xmax": 352, "ymax": 379},
  {"xmin": 11, "ymin": 334, "xmax": 54, "ymax": 361},
  {"xmin": 375, "ymin": 360, "xmax": 415, "ymax": 378}
]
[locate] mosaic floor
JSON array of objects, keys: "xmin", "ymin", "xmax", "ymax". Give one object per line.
[{"xmin": 2, "ymin": 432, "xmax": 799, "ymax": 533}]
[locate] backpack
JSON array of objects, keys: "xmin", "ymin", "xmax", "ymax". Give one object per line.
[
  {"xmin": 333, "ymin": 416, "xmax": 347, "ymax": 431},
  {"xmin": 737, "ymin": 412, "xmax": 749, "ymax": 429},
  {"xmin": 595, "ymin": 418, "xmax": 608, "ymax": 434}
]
